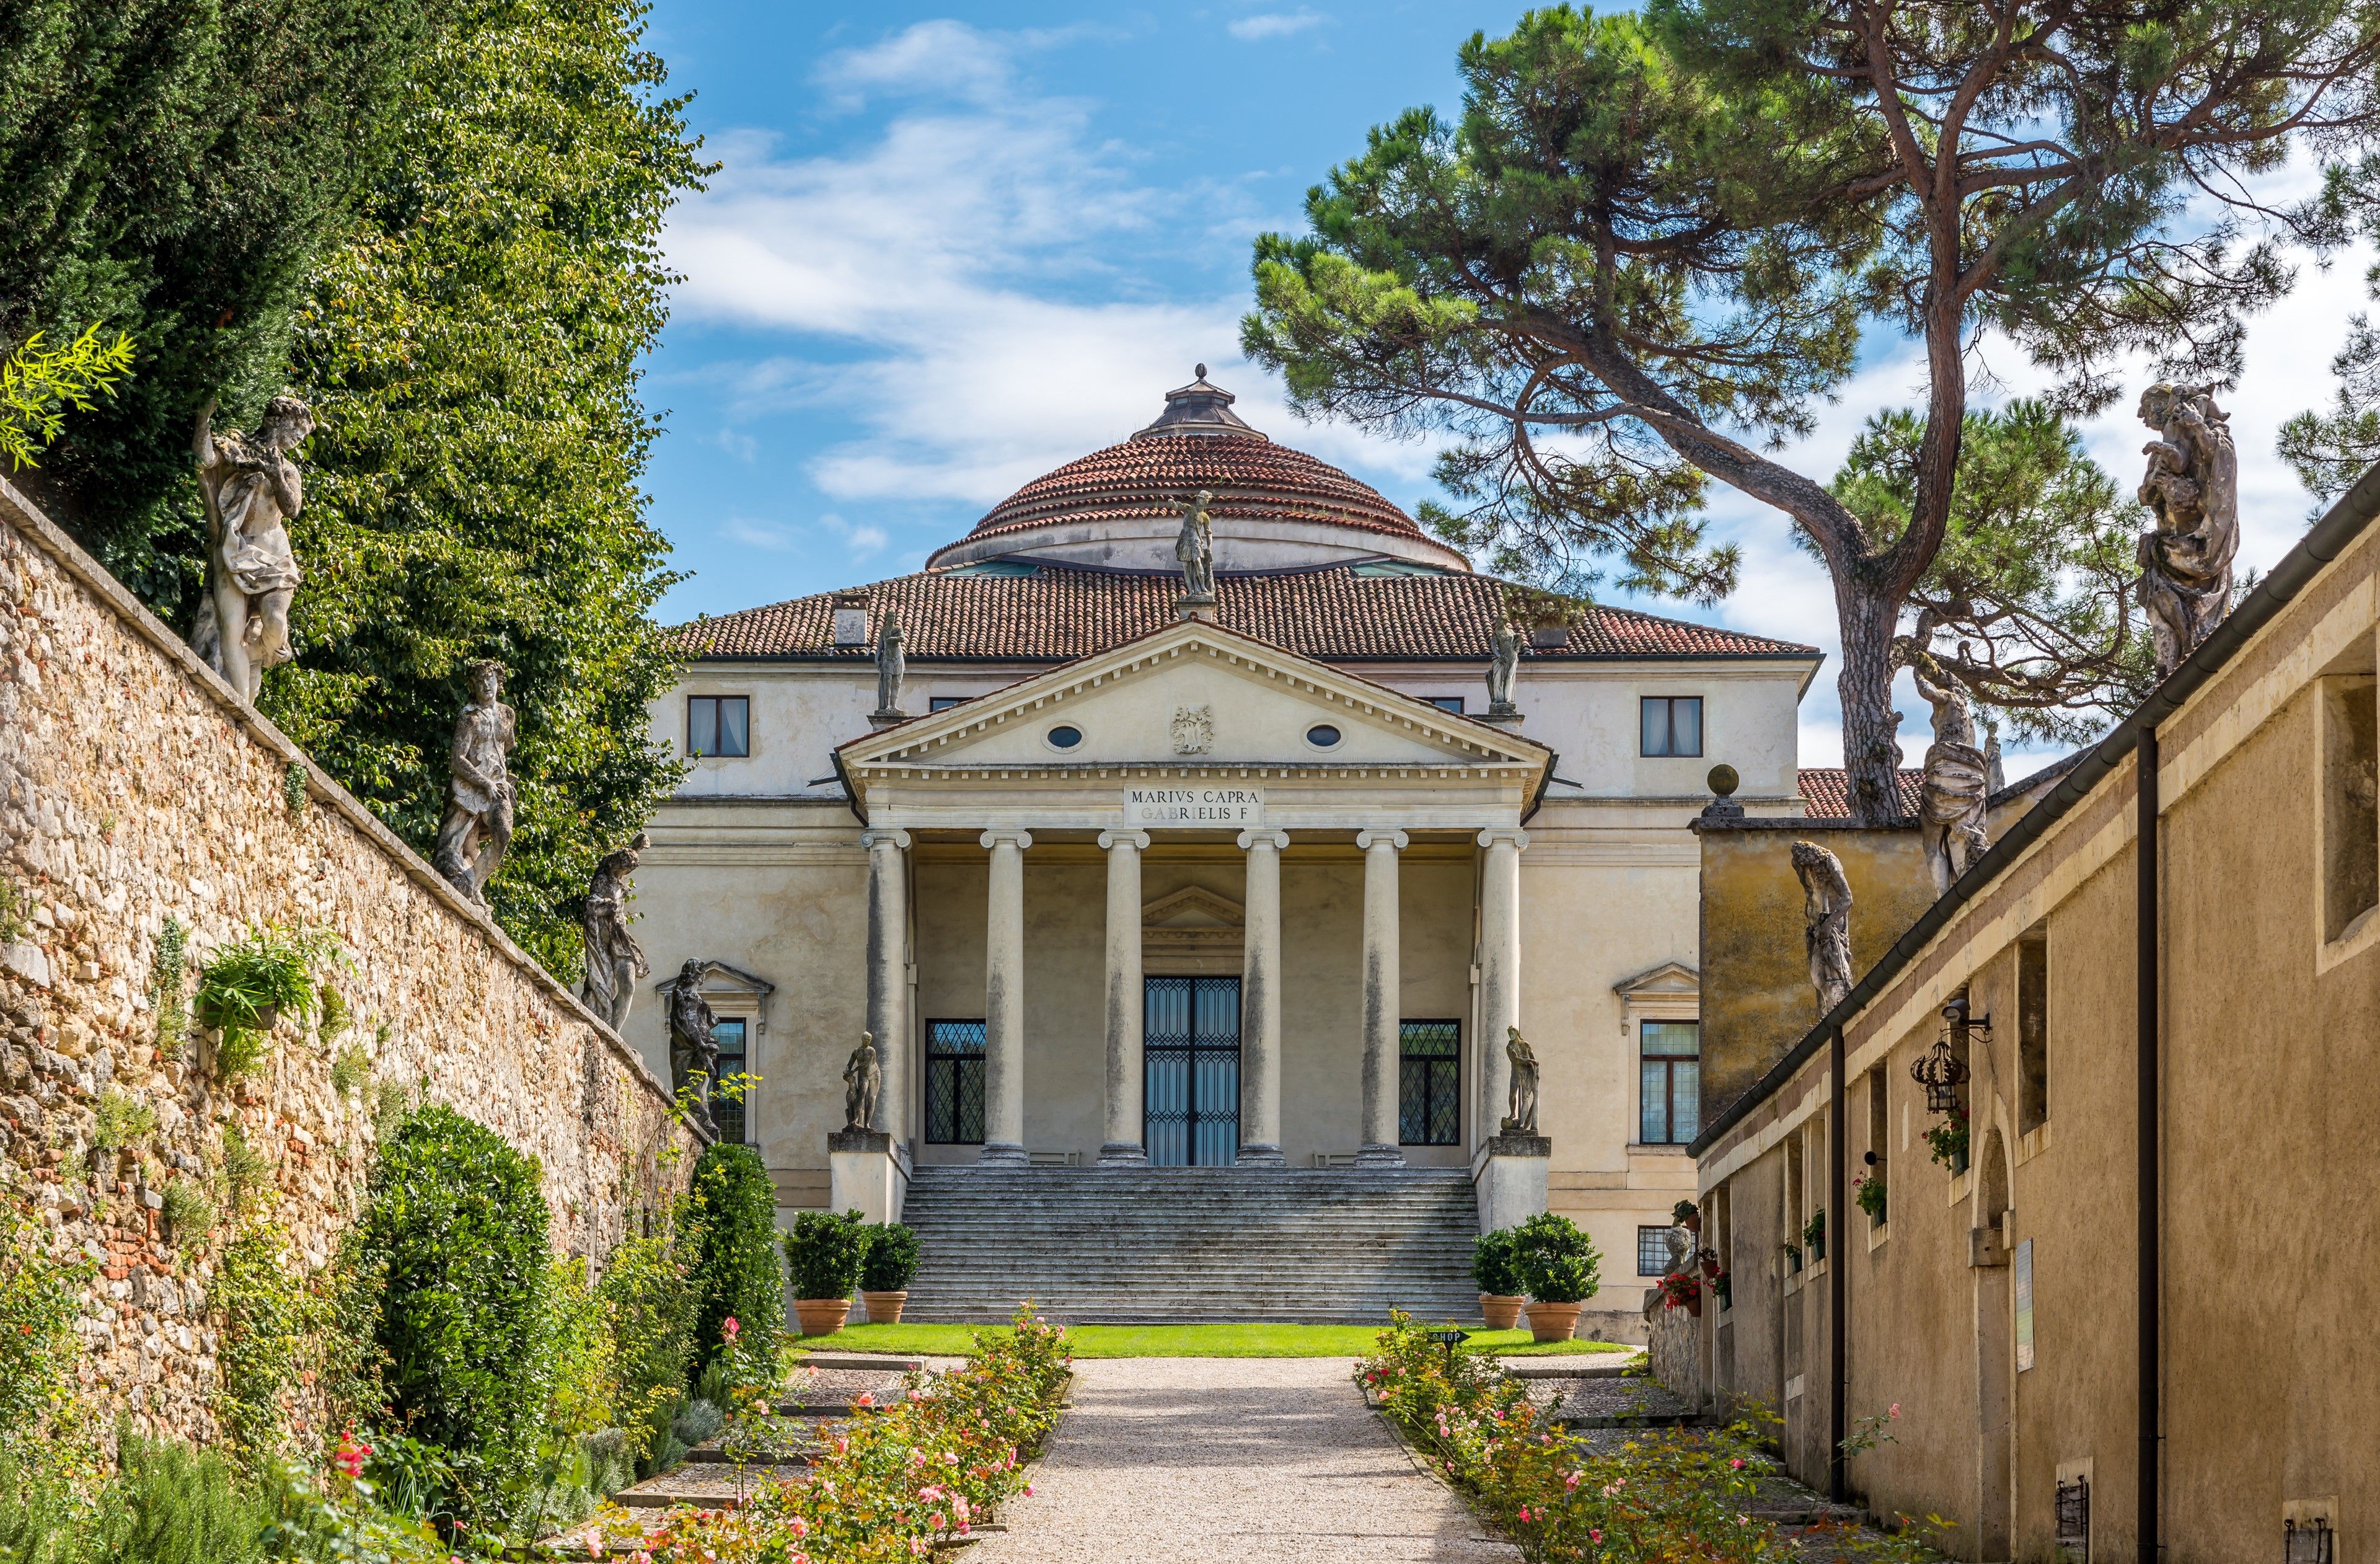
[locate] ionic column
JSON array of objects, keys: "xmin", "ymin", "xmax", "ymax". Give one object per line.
[
  {"xmin": 860, "ymin": 828, "xmax": 912, "ymax": 1142},
  {"xmin": 1477, "ymin": 827, "xmax": 1528, "ymax": 1139},
  {"xmin": 1236, "ymin": 828, "xmax": 1290, "ymax": 1167},
  {"xmin": 1097, "ymin": 829, "xmax": 1150, "ymax": 1166},
  {"xmin": 979, "ymin": 828, "xmax": 1033, "ymax": 1166},
  {"xmin": 1355, "ymin": 829, "xmax": 1408, "ymax": 1166}
]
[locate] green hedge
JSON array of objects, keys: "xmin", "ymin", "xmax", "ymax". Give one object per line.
[
  {"xmin": 683, "ymin": 1142, "xmax": 783, "ymax": 1381},
  {"xmin": 354, "ymin": 1105, "xmax": 553, "ymax": 1531}
]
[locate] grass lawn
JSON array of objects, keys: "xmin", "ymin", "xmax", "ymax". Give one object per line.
[{"xmin": 795, "ymin": 1321, "xmax": 1641, "ymax": 1359}]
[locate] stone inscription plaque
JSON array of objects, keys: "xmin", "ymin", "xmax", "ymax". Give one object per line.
[{"xmin": 1123, "ymin": 786, "xmax": 1263, "ymax": 828}]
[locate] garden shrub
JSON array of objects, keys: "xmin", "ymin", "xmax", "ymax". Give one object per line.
[
  {"xmin": 1509, "ymin": 1211, "xmax": 1602, "ymax": 1304},
  {"xmin": 354, "ymin": 1103, "xmax": 554, "ymax": 1532},
  {"xmin": 1470, "ymin": 1227, "xmax": 1523, "ymax": 1296},
  {"xmin": 784, "ymin": 1208, "xmax": 870, "ymax": 1301},
  {"xmin": 682, "ymin": 1143, "xmax": 782, "ymax": 1382},
  {"xmin": 0, "ymin": 1201, "xmax": 88, "ymax": 1454},
  {"xmin": 92, "ymin": 1436, "xmax": 273, "ymax": 1564},
  {"xmin": 214, "ymin": 1222, "xmax": 325, "ymax": 1461},
  {"xmin": 596, "ymin": 1224, "xmax": 697, "ymax": 1462},
  {"xmin": 861, "ymin": 1219, "xmax": 921, "ymax": 1293}
]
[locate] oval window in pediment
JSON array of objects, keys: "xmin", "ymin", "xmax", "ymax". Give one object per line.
[
  {"xmin": 1305, "ymin": 723, "xmax": 1342, "ymax": 750},
  {"xmin": 1047, "ymin": 724, "xmax": 1084, "ymax": 751}
]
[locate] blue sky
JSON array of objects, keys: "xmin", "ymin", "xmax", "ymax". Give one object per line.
[{"xmin": 638, "ymin": 3, "xmax": 2370, "ymax": 771}]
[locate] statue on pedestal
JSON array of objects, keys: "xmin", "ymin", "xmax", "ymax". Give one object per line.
[
  {"xmin": 1486, "ymin": 619, "xmax": 1521, "ymax": 716},
  {"xmin": 872, "ymin": 609, "xmax": 908, "ymax": 722},
  {"xmin": 1502, "ymin": 1025, "xmax": 1540, "ymax": 1135},
  {"xmin": 666, "ymin": 958, "xmax": 720, "ymax": 1134},
  {"xmin": 433, "ymin": 661, "xmax": 518, "ymax": 904},
  {"xmin": 1175, "ymin": 489, "xmax": 1217, "ymax": 605},
  {"xmin": 580, "ymin": 833, "xmax": 648, "ymax": 1032},
  {"xmin": 1907, "ymin": 647, "xmax": 1991, "ymax": 895},
  {"xmin": 843, "ymin": 1032, "xmax": 882, "ymax": 1132},
  {"xmin": 2135, "ymin": 382, "xmax": 2239, "ymax": 676},
  {"xmin": 1791, "ymin": 839, "xmax": 1855, "ymax": 1016},
  {"xmin": 191, "ymin": 396, "xmax": 314, "ymax": 703}
]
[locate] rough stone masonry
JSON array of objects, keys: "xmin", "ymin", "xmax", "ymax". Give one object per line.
[{"xmin": 0, "ymin": 479, "xmax": 699, "ymax": 1445}]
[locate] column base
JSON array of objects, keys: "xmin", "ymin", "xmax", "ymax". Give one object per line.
[
  {"xmin": 1355, "ymin": 1142, "xmax": 1407, "ymax": 1167},
  {"xmin": 1234, "ymin": 1142, "xmax": 1286, "ymax": 1167},
  {"xmin": 977, "ymin": 1142, "xmax": 1029, "ymax": 1167},
  {"xmin": 1096, "ymin": 1142, "xmax": 1148, "ymax": 1167}
]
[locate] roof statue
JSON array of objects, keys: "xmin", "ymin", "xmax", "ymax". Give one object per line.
[
  {"xmin": 1486, "ymin": 617, "xmax": 1522, "ymax": 719},
  {"xmin": 191, "ymin": 395, "xmax": 313, "ymax": 704},
  {"xmin": 2135, "ymin": 381, "xmax": 2239, "ymax": 676},
  {"xmin": 1174, "ymin": 488, "xmax": 1217, "ymax": 612},
  {"xmin": 872, "ymin": 606, "xmax": 908, "ymax": 723}
]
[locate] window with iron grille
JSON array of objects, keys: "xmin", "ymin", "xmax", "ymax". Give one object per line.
[
  {"xmin": 1639, "ymin": 1020, "xmax": 1701, "ymax": 1143},
  {"xmin": 924, "ymin": 1020, "xmax": 986, "ymax": 1144},
  {"xmin": 2053, "ymin": 1475, "xmax": 2089, "ymax": 1562},
  {"xmin": 708, "ymin": 1018, "xmax": 749, "ymax": 1145},
  {"xmin": 687, "ymin": 694, "xmax": 749, "ymax": 757},
  {"xmin": 1640, "ymin": 695, "xmax": 1703, "ymax": 756},
  {"xmin": 1637, "ymin": 1226, "xmax": 1674, "ymax": 1276},
  {"xmin": 2285, "ymin": 1518, "xmax": 2335, "ymax": 1563},
  {"xmin": 1398, "ymin": 1020, "xmax": 1461, "ymax": 1145}
]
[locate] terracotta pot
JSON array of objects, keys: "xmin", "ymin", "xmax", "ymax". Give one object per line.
[
  {"xmin": 1479, "ymin": 1294, "xmax": 1525, "ymax": 1331},
  {"xmin": 861, "ymin": 1289, "xmax": 909, "ymax": 1326},
  {"xmin": 793, "ymin": 1297, "xmax": 852, "ymax": 1337},
  {"xmin": 1685, "ymin": 1292, "xmax": 1704, "ymax": 1319},
  {"xmin": 1524, "ymin": 1301, "xmax": 1584, "ymax": 1343}
]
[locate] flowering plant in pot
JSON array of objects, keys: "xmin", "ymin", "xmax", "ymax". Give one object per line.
[
  {"xmin": 1471, "ymin": 1228, "xmax": 1526, "ymax": 1330},
  {"xmin": 783, "ymin": 1208, "xmax": 871, "ymax": 1336},
  {"xmin": 1854, "ymin": 1171, "xmax": 1888, "ymax": 1225},
  {"xmin": 1711, "ymin": 1267, "xmax": 1730, "ymax": 1309},
  {"xmin": 860, "ymin": 1220, "xmax": 920, "ymax": 1324},
  {"xmin": 1657, "ymin": 1269, "xmax": 1702, "ymax": 1315},
  {"xmin": 1509, "ymin": 1211, "xmax": 1601, "ymax": 1342},
  {"xmin": 1800, "ymin": 1208, "xmax": 1827, "ymax": 1265},
  {"xmin": 1924, "ymin": 1105, "xmax": 1971, "ymax": 1172}
]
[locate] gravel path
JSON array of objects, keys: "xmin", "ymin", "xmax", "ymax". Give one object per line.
[{"xmin": 971, "ymin": 1358, "xmax": 1522, "ymax": 1563}]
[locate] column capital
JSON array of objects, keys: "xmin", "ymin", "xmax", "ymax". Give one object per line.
[
  {"xmin": 1476, "ymin": 827, "xmax": 1530, "ymax": 850},
  {"xmin": 1096, "ymin": 829, "xmax": 1150, "ymax": 852},
  {"xmin": 979, "ymin": 828, "xmax": 1034, "ymax": 851},
  {"xmin": 1355, "ymin": 828, "xmax": 1410, "ymax": 852},
  {"xmin": 1236, "ymin": 828, "xmax": 1290, "ymax": 852},
  {"xmin": 859, "ymin": 828, "xmax": 912, "ymax": 852}
]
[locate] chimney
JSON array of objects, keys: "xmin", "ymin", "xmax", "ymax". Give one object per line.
[{"xmin": 831, "ymin": 593, "xmax": 870, "ymax": 648}]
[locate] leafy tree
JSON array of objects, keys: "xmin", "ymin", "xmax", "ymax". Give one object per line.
[
  {"xmin": 0, "ymin": 0, "xmax": 430, "ymax": 604},
  {"xmin": 1, "ymin": 325, "xmax": 134, "ymax": 471},
  {"xmin": 265, "ymin": 0, "xmax": 706, "ymax": 973},
  {"xmin": 1246, "ymin": 3, "xmax": 2380, "ymax": 821}
]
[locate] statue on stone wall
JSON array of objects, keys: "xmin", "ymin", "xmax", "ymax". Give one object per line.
[
  {"xmin": 432, "ymin": 661, "xmax": 518, "ymax": 904},
  {"xmin": 843, "ymin": 1032, "xmax": 882, "ymax": 1132},
  {"xmin": 1907, "ymin": 648, "xmax": 1991, "ymax": 895},
  {"xmin": 1664, "ymin": 1199, "xmax": 1700, "ymax": 1273},
  {"xmin": 1175, "ymin": 489, "xmax": 1217, "ymax": 603},
  {"xmin": 1791, "ymin": 839, "xmax": 1855, "ymax": 1016},
  {"xmin": 191, "ymin": 396, "xmax": 314, "ymax": 704},
  {"xmin": 580, "ymin": 833, "xmax": 648, "ymax": 1032},
  {"xmin": 2135, "ymin": 382, "xmax": 2239, "ymax": 676},
  {"xmin": 1486, "ymin": 618, "xmax": 1521, "ymax": 714},
  {"xmin": 667, "ymin": 958, "xmax": 720, "ymax": 1133},
  {"xmin": 873, "ymin": 609, "xmax": 907, "ymax": 720},
  {"xmin": 1502, "ymin": 1025, "xmax": 1540, "ymax": 1135}
]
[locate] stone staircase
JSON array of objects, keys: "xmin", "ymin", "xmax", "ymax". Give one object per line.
[{"xmin": 897, "ymin": 1166, "xmax": 1483, "ymax": 1324}]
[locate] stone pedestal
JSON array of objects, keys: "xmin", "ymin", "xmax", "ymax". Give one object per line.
[
  {"xmin": 867, "ymin": 707, "xmax": 909, "ymax": 729},
  {"xmin": 828, "ymin": 1129, "xmax": 912, "ymax": 1223},
  {"xmin": 1478, "ymin": 706, "xmax": 1525, "ymax": 727},
  {"xmin": 1473, "ymin": 1133, "xmax": 1550, "ymax": 1234}
]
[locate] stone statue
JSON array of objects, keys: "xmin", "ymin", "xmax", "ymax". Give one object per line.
[
  {"xmin": 432, "ymin": 661, "xmax": 518, "ymax": 903},
  {"xmin": 1664, "ymin": 1200, "xmax": 1699, "ymax": 1273},
  {"xmin": 873, "ymin": 609, "xmax": 907, "ymax": 720},
  {"xmin": 1175, "ymin": 489, "xmax": 1217, "ymax": 603},
  {"xmin": 1791, "ymin": 840, "xmax": 1855, "ymax": 1016},
  {"xmin": 2135, "ymin": 382, "xmax": 2240, "ymax": 676},
  {"xmin": 1501, "ymin": 1025, "xmax": 1540, "ymax": 1135},
  {"xmin": 1486, "ymin": 619, "xmax": 1520, "ymax": 714},
  {"xmin": 1908, "ymin": 649, "xmax": 1991, "ymax": 895},
  {"xmin": 842, "ymin": 1032, "xmax": 882, "ymax": 1131},
  {"xmin": 579, "ymin": 833, "xmax": 649, "ymax": 1032},
  {"xmin": 191, "ymin": 396, "xmax": 314, "ymax": 704},
  {"xmin": 666, "ymin": 958, "xmax": 721, "ymax": 1133}
]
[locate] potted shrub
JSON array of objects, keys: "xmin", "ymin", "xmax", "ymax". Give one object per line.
[
  {"xmin": 1802, "ymin": 1208, "xmax": 1827, "ymax": 1265},
  {"xmin": 1509, "ymin": 1211, "xmax": 1602, "ymax": 1342},
  {"xmin": 1471, "ymin": 1228, "xmax": 1526, "ymax": 1330},
  {"xmin": 783, "ymin": 1209, "xmax": 870, "ymax": 1336},
  {"xmin": 860, "ymin": 1220, "xmax": 919, "ymax": 1325}
]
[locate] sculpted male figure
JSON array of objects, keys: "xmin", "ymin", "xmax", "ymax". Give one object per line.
[
  {"xmin": 667, "ymin": 959, "xmax": 721, "ymax": 1133},
  {"xmin": 433, "ymin": 661, "xmax": 518, "ymax": 903},
  {"xmin": 1791, "ymin": 839, "xmax": 1856, "ymax": 1015},
  {"xmin": 873, "ymin": 609, "xmax": 907, "ymax": 720},
  {"xmin": 843, "ymin": 1032, "xmax": 883, "ymax": 1133},
  {"xmin": 1906, "ymin": 647, "xmax": 1991, "ymax": 895},
  {"xmin": 580, "ymin": 833, "xmax": 649, "ymax": 1032},
  {"xmin": 1486, "ymin": 618, "xmax": 1521, "ymax": 713},
  {"xmin": 192, "ymin": 395, "xmax": 314, "ymax": 702},
  {"xmin": 1175, "ymin": 488, "xmax": 1217, "ymax": 603},
  {"xmin": 2135, "ymin": 381, "xmax": 2241, "ymax": 674},
  {"xmin": 1502, "ymin": 1025, "xmax": 1540, "ymax": 1136}
]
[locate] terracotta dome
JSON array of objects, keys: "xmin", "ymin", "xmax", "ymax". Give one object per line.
[{"xmin": 924, "ymin": 371, "xmax": 1470, "ymax": 575}]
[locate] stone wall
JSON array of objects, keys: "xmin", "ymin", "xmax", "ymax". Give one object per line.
[
  {"xmin": 0, "ymin": 479, "xmax": 699, "ymax": 1445},
  {"xmin": 1642, "ymin": 1288, "xmax": 1705, "ymax": 1410}
]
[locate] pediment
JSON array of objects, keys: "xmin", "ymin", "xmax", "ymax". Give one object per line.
[
  {"xmin": 1143, "ymin": 886, "xmax": 1244, "ymax": 932},
  {"xmin": 1613, "ymin": 960, "xmax": 1699, "ymax": 997}
]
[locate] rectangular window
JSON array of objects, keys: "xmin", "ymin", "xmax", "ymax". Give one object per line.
[
  {"xmin": 925, "ymin": 1020, "xmax": 987, "ymax": 1144},
  {"xmin": 929, "ymin": 696, "xmax": 966, "ymax": 712},
  {"xmin": 687, "ymin": 694, "xmax": 749, "ymax": 758},
  {"xmin": 1425, "ymin": 696, "xmax": 1466, "ymax": 714},
  {"xmin": 710, "ymin": 1018, "xmax": 749, "ymax": 1146},
  {"xmin": 1640, "ymin": 696, "xmax": 1703, "ymax": 757},
  {"xmin": 2323, "ymin": 673, "xmax": 2376, "ymax": 940},
  {"xmin": 1864, "ymin": 1066, "xmax": 1889, "ymax": 1229},
  {"xmin": 2018, "ymin": 932, "xmax": 2050, "ymax": 1134},
  {"xmin": 1784, "ymin": 1132, "xmax": 1805, "ymax": 1272},
  {"xmin": 1638, "ymin": 1020, "xmax": 1701, "ymax": 1144},
  {"xmin": 1637, "ymin": 1226, "xmax": 1673, "ymax": 1277},
  {"xmin": 1398, "ymin": 1020, "xmax": 1461, "ymax": 1145}
]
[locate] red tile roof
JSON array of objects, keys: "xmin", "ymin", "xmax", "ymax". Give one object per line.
[
  {"xmin": 1797, "ymin": 767, "xmax": 1926, "ymax": 818},
  {"xmin": 678, "ymin": 563, "xmax": 1822, "ymax": 664}
]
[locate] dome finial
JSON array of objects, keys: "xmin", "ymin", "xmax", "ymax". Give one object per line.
[{"xmin": 1196, "ymin": 362, "xmax": 1207, "ymax": 379}]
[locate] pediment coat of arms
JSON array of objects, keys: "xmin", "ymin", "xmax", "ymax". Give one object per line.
[{"xmin": 1170, "ymin": 704, "xmax": 1214, "ymax": 755}]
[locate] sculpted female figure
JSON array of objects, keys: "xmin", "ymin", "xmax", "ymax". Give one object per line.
[
  {"xmin": 192, "ymin": 396, "xmax": 314, "ymax": 702},
  {"xmin": 580, "ymin": 833, "xmax": 649, "ymax": 1032}
]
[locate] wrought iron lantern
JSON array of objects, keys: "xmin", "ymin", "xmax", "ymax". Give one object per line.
[{"xmin": 1911, "ymin": 997, "xmax": 1986, "ymax": 1113}]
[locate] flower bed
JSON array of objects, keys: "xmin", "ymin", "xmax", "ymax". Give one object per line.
[{"xmin": 591, "ymin": 1306, "xmax": 1072, "ymax": 1562}]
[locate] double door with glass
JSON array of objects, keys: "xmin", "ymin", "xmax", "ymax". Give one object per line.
[{"xmin": 1144, "ymin": 976, "xmax": 1241, "ymax": 1165}]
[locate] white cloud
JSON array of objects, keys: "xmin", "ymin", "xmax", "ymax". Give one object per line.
[
  {"xmin": 1228, "ymin": 12, "xmax": 1326, "ymax": 42},
  {"xmin": 722, "ymin": 517, "xmax": 798, "ymax": 550}
]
